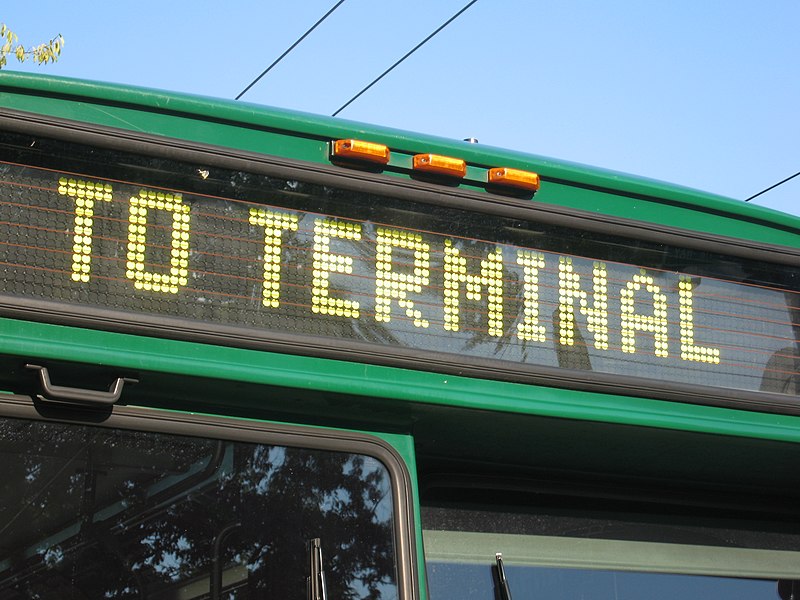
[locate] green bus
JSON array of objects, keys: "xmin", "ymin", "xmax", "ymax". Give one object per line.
[{"xmin": 0, "ymin": 71, "xmax": 798, "ymax": 600}]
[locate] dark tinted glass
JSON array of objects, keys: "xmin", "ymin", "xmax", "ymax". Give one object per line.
[{"xmin": 0, "ymin": 417, "xmax": 397, "ymax": 599}]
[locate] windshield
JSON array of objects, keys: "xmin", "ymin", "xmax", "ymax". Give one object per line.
[{"xmin": 0, "ymin": 416, "xmax": 398, "ymax": 600}]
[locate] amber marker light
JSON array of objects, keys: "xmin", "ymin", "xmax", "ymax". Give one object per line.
[
  {"xmin": 412, "ymin": 154, "xmax": 467, "ymax": 178},
  {"xmin": 487, "ymin": 167, "xmax": 541, "ymax": 192},
  {"xmin": 332, "ymin": 139, "xmax": 390, "ymax": 165}
]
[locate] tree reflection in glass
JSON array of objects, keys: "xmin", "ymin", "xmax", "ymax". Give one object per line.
[{"xmin": 0, "ymin": 418, "xmax": 397, "ymax": 600}]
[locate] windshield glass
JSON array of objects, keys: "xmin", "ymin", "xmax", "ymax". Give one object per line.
[
  {"xmin": 427, "ymin": 561, "xmax": 779, "ymax": 599},
  {"xmin": 0, "ymin": 416, "xmax": 398, "ymax": 600}
]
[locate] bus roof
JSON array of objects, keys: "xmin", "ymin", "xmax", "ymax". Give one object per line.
[{"xmin": 1, "ymin": 70, "xmax": 799, "ymax": 238}]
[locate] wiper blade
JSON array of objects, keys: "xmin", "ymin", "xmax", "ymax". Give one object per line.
[
  {"xmin": 494, "ymin": 552, "xmax": 513, "ymax": 600},
  {"xmin": 307, "ymin": 538, "xmax": 328, "ymax": 600}
]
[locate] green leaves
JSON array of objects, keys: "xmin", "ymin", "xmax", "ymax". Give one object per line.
[{"xmin": 0, "ymin": 23, "xmax": 64, "ymax": 69}]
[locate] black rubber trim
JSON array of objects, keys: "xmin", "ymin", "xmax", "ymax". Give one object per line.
[
  {"xmin": 0, "ymin": 394, "xmax": 421, "ymax": 600},
  {"xmin": 1, "ymin": 108, "xmax": 798, "ymax": 265}
]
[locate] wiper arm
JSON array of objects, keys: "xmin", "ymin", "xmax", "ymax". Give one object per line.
[
  {"xmin": 493, "ymin": 552, "xmax": 513, "ymax": 600},
  {"xmin": 778, "ymin": 579, "xmax": 798, "ymax": 600},
  {"xmin": 307, "ymin": 538, "xmax": 328, "ymax": 600}
]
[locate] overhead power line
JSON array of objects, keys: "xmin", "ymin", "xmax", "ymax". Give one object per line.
[
  {"xmin": 745, "ymin": 170, "xmax": 800, "ymax": 202},
  {"xmin": 235, "ymin": 0, "xmax": 347, "ymax": 101},
  {"xmin": 331, "ymin": 0, "xmax": 479, "ymax": 117}
]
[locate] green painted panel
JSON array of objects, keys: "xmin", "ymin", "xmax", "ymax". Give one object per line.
[
  {"xmin": 0, "ymin": 92, "xmax": 329, "ymax": 164},
  {"xmin": 2, "ymin": 317, "xmax": 800, "ymax": 443}
]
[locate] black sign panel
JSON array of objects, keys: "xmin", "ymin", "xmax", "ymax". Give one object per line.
[{"xmin": 0, "ymin": 131, "xmax": 798, "ymax": 403}]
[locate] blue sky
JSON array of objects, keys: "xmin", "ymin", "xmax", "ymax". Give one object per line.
[{"xmin": 3, "ymin": 1, "xmax": 799, "ymax": 217}]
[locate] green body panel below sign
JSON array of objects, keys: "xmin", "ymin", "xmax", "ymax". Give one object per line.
[{"xmin": 1, "ymin": 317, "xmax": 800, "ymax": 443}]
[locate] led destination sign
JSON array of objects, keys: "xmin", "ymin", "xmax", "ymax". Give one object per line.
[{"xmin": 0, "ymin": 134, "xmax": 798, "ymax": 401}]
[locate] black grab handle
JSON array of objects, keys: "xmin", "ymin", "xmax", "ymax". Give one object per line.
[{"xmin": 25, "ymin": 364, "xmax": 137, "ymax": 406}]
